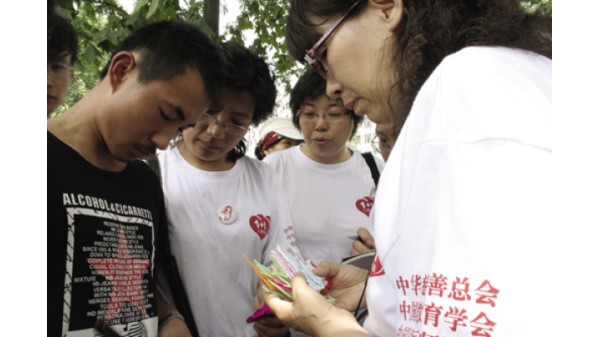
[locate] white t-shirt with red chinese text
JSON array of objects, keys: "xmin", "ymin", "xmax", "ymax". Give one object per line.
[
  {"xmin": 364, "ymin": 46, "xmax": 551, "ymax": 337},
  {"xmin": 158, "ymin": 147, "xmax": 297, "ymax": 337}
]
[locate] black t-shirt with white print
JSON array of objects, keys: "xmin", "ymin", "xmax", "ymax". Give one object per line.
[{"xmin": 48, "ymin": 132, "xmax": 168, "ymax": 337}]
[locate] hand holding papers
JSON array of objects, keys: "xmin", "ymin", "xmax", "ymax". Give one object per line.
[{"xmin": 245, "ymin": 245, "xmax": 331, "ymax": 301}]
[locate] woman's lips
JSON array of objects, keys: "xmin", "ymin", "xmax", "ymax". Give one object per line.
[
  {"xmin": 313, "ymin": 138, "xmax": 329, "ymax": 145},
  {"xmin": 199, "ymin": 139, "xmax": 222, "ymax": 151}
]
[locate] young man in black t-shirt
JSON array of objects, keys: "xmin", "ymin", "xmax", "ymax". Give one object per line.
[{"xmin": 47, "ymin": 21, "xmax": 224, "ymax": 337}]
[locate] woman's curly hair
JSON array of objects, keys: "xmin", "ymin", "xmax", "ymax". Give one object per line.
[{"xmin": 286, "ymin": 0, "xmax": 551, "ymax": 123}]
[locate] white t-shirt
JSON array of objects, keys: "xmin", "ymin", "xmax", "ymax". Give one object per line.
[
  {"xmin": 264, "ymin": 146, "xmax": 377, "ymax": 265},
  {"xmin": 364, "ymin": 46, "xmax": 551, "ymax": 337},
  {"xmin": 158, "ymin": 147, "xmax": 296, "ymax": 337}
]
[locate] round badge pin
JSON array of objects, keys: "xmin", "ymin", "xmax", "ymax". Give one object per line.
[{"xmin": 218, "ymin": 204, "xmax": 236, "ymax": 224}]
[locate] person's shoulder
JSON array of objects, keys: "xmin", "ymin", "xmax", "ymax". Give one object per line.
[
  {"xmin": 424, "ymin": 46, "xmax": 551, "ymax": 148},
  {"xmin": 129, "ymin": 158, "xmax": 156, "ymax": 173},
  {"xmin": 242, "ymin": 155, "xmax": 271, "ymax": 172},
  {"xmin": 428, "ymin": 46, "xmax": 551, "ymax": 100},
  {"xmin": 243, "ymin": 155, "xmax": 281, "ymax": 179},
  {"xmin": 129, "ymin": 159, "xmax": 161, "ymax": 184},
  {"xmin": 356, "ymin": 151, "xmax": 384, "ymax": 174},
  {"xmin": 441, "ymin": 46, "xmax": 550, "ymax": 76},
  {"xmin": 262, "ymin": 146, "xmax": 294, "ymax": 165}
]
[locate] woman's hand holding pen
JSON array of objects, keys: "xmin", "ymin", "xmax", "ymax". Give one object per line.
[{"xmin": 349, "ymin": 227, "xmax": 375, "ymax": 256}]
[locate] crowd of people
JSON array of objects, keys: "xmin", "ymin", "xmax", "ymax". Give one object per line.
[{"xmin": 48, "ymin": 0, "xmax": 551, "ymax": 336}]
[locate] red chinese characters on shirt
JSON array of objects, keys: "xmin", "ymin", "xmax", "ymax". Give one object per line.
[
  {"xmin": 395, "ymin": 273, "xmax": 500, "ymax": 337},
  {"xmin": 474, "ymin": 280, "xmax": 499, "ymax": 307},
  {"xmin": 448, "ymin": 277, "xmax": 472, "ymax": 301}
]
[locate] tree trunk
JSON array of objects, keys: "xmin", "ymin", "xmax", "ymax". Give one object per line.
[{"xmin": 204, "ymin": 0, "xmax": 220, "ymax": 37}]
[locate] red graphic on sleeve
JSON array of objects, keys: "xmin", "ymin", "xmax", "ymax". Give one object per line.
[
  {"xmin": 249, "ymin": 214, "xmax": 271, "ymax": 240},
  {"xmin": 370, "ymin": 254, "xmax": 385, "ymax": 277},
  {"xmin": 87, "ymin": 227, "xmax": 151, "ymax": 321},
  {"xmin": 355, "ymin": 197, "xmax": 374, "ymax": 216}
]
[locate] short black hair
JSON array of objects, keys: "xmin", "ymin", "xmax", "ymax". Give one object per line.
[
  {"xmin": 48, "ymin": 13, "xmax": 78, "ymax": 64},
  {"xmin": 290, "ymin": 69, "xmax": 362, "ymax": 137},
  {"xmin": 220, "ymin": 41, "xmax": 276, "ymax": 126},
  {"xmin": 219, "ymin": 41, "xmax": 277, "ymax": 161},
  {"xmin": 101, "ymin": 20, "xmax": 225, "ymax": 109}
]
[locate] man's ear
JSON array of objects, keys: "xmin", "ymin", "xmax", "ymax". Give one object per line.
[
  {"xmin": 369, "ymin": 0, "xmax": 404, "ymax": 32},
  {"xmin": 107, "ymin": 51, "xmax": 137, "ymax": 92}
]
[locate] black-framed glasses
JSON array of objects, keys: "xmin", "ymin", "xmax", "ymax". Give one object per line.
[
  {"xmin": 199, "ymin": 111, "xmax": 249, "ymax": 136},
  {"xmin": 297, "ymin": 108, "xmax": 350, "ymax": 124},
  {"xmin": 304, "ymin": 0, "xmax": 361, "ymax": 79}
]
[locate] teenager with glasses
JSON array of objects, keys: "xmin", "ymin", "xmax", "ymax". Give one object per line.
[
  {"xmin": 264, "ymin": 0, "xmax": 552, "ymax": 337},
  {"xmin": 263, "ymin": 69, "xmax": 382, "ymax": 337},
  {"xmin": 155, "ymin": 41, "xmax": 296, "ymax": 337}
]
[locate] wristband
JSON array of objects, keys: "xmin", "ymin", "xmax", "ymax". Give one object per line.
[{"xmin": 159, "ymin": 312, "xmax": 185, "ymax": 330}]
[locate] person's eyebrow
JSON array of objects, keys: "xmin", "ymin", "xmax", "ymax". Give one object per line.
[{"xmin": 231, "ymin": 111, "xmax": 252, "ymax": 120}]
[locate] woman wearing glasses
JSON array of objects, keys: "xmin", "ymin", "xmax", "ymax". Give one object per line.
[
  {"xmin": 264, "ymin": 69, "xmax": 378, "ymax": 336},
  {"xmin": 264, "ymin": 0, "xmax": 552, "ymax": 337},
  {"xmin": 266, "ymin": 72, "xmax": 377, "ymax": 271},
  {"xmin": 156, "ymin": 41, "xmax": 295, "ymax": 337},
  {"xmin": 264, "ymin": 69, "xmax": 376, "ymax": 264}
]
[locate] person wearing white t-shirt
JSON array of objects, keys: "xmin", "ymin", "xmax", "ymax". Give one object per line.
[
  {"xmin": 264, "ymin": 69, "xmax": 378, "ymax": 266},
  {"xmin": 263, "ymin": 1, "xmax": 552, "ymax": 337},
  {"xmin": 157, "ymin": 41, "xmax": 295, "ymax": 337},
  {"xmin": 264, "ymin": 70, "xmax": 381, "ymax": 337}
]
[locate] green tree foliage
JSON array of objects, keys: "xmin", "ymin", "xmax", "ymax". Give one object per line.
[
  {"xmin": 53, "ymin": 0, "xmax": 219, "ymax": 115},
  {"xmin": 53, "ymin": 0, "xmax": 551, "ymax": 116},
  {"xmin": 226, "ymin": 0, "xmax": 304, "ymax": 94},
  {"xmin": 521, "ymin": 0, "xmax": 552, "ymax": 15}
]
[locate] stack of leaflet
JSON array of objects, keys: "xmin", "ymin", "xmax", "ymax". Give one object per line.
[{"xmin": 245, "ymin": 245, "xmax": 330, "ymax": 300}]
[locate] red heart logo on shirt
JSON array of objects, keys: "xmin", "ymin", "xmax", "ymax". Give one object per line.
[
  {"xmin": 249, "ymin": 214, "xmax": 271, "ymax": 240},
  {"xmin": 370, "ymin": 254, "xmax": 385, "ymax": 277},
  {"xmin": 355, "ymin": 197, "xmax": 374, "ymax": 216}
]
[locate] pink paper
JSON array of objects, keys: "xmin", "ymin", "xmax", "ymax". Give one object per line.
[{"xmin": 246, "ymin": 303, "xmax": 274, "ymax": 323}]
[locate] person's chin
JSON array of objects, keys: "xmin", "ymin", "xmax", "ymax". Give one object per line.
[
  {"xmin": 364, "ymin": 107, "xmax": 393, "ymax": 124},
  {"xmin": 47, "ymin": 102, "xmax": 58, "ymax": 114},
  {"xmin": 198, "ymin": 142, "xmax": 224, "ymax": 156}
]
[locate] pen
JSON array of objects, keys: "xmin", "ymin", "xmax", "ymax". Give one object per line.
[
  {"xmin": 94, "ymin": 320, "xmax": 123, "ymax": 337},
  {"xmin": 347, "ymin": 235, "xmax": 366, "ymax": 244}
]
